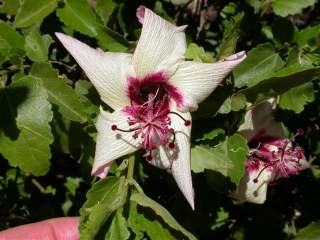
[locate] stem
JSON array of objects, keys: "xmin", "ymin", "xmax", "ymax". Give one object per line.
[
  {"xmin": 31, "ymin": 178, "xmax": 47, "ymax": 194},
  {"xmin": 126, "ymin": 156, "xmax": 135, "ymax": 180}
]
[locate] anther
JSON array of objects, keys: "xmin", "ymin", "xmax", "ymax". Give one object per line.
[
  {"xmin": 168, "ymin": 142, "xmax": 175, "ymax": 149},
  {"xmin": 168, "ymin": 112, "xmax": 191, "ymax": 126},
  {"xmin": 184, "ymin": 120, "xmax": 191, "ymax": 126},
  {"xmin": 253, "ymin": 178, "xmax": 258, "ymax": 183},
  {"xmin": 146, "ymin": 155, "xmax": 152, "ymax": 161},
  {"xmin": 111, "ymin": 125, "xmax": 117, "ymax": 131},
  {"xmin": 297, "ymin": 128, "xmax": 304, "ymax": 136}
]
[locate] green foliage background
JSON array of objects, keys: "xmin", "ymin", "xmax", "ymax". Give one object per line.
[{"xmin": 0, "ymin": 0, "xmax": 320, "ymax": 239}]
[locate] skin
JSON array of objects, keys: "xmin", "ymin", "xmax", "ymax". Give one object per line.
[{"xmin": 0, "ymin": 217, "xmax": 79, "ymax": 240}]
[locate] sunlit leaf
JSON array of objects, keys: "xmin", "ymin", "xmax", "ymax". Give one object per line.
[
  {"xmin": 80, "ymin": 176, "xmax": 128, "ymax": 240},
  {"xmin": 272, "ymin": 0, "xmax": 316, "ymax": 17},
  {"xmin": 279, "ymin": 82, "xmax": 315, "ymax": 113},
  {"xmin": 25, "ymin": 29, "xmax": 53, "ymax": 62},
  {"xmin": 191, "ymin": 134, "xmax": 248, "ymax": 185},
  {"xmin": 130, "ymin": 192, "xmax": 196, "ymax": 240},
  {"xmin": 233, "ymin": 43, "xmax": 285, "ymax": 88},
  {"xmin": 0, "ymin": 76, "xmax": 53, "ymax": 176},
  {"xmin": 30, "ymin": 63, "xmax": 87, "ymax": 123},
  {"xmin": 14, "ymin": 0, "xmax": 57, "ymax": 28}
]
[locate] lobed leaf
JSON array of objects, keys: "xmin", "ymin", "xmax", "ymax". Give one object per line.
[
  {"xmin": 233, "ymin": 43, "xmax": 285, "ymax": 88},
  {"xmin": 279, "ymin": 82, "xmax": 315, "ymax": 113},
  {"xmin": 272, "ymin": 0, "xmax": 316, "ymax": 17},
  {"xmin": 0, "ymin": 76, "xmax": 53, "ymax": 176},
  {"xmin": 191, "ymin": 134, "xmax": 248, "ymax": 185},
  {"xmin": 30, "ymin": 63, "xmax": 87, "ymax": 123}
]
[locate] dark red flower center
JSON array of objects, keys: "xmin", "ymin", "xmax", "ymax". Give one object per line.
[
  {"xmin": 111, "ymin": 72, "xmax": 189, "ymax": 161},
  {"xmin": 247, "ymin": 133, "xmax": 305, "ymax": 184}
]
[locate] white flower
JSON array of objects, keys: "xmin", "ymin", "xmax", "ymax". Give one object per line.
[
  {"xmin": 55, "ymin": 6, "xmax": 246, "ymax": 209},
  {"xmin": 233, "ymin": 100, "xmax": 308, "ymax": 204}
]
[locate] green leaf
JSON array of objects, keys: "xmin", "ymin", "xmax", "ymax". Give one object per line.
[
  {"xmin": 130, "ymin": 192, "xmax": 196, "ymax": 240},
  {"xmin": 95, "ymin": 0, "xmax": 117, "ymax": 25},
  {"xmin": 272, "ymin": 0, "xmax": 316, "ymax": 17},
  {"xmin": 196, "ymin": 128, "xmax": 225, "ymax": 142},
  {"xmin": 14, "ymin": 0, "xmax": 57, "ymax": 28},
  {"xmin": 0, "ymin": 76, "xmax": 53, "ymax": 176},
  {"xmin": 57, "ymin": 0, "xmax": 127, "ymax": 51},
  {"xmin": 185, "ymin": 43, "xmax": 214, "ymax": 63},
  {"xmin": 294, "ymin": 24, "xmax": 320, "ymax": 46},
  {"xmin": 170, "ymin": 0, "xmax": 189, "ymax": 5},
  {"xmin": 30, "ymin": 63, "xmax": 87, "ymax": 123},
  {"xmin": 64, "ymin": 176, "xmax": 82, "ymax": 196},
  {"xmin": 233, "ymin": 43, "xmax": 285, "ymax": 88},
  {"xmin": 0, "ymin": 20, "xmax": 25, "ymax": 59},
  {"xmin": 240, "ymin": 64, "xmax": 320, "ymax": 102},
  {"xmin": 105, "ymin": 209, "xmax": 130, "ymax": 240},
  {"xmin": 0, "ymin": 0, "xmax": 20, "ymax": 15},
  {"xmin": 230, "ymin": 93, "xmax": 247, "ymax": 111},
  {"xmin": 80, "ymin": 176, "xmax": 128, "ymax": 240},
  {"xmin": 25, "ymin": 29, "xmax": 52, "ymax": 62},
  {"xmin": 218, "ymin": 94, "xmax": 247, "ymax": 114},
  {"xmin": 294, "ymin": 221, "xmax": 320, "ymax": 240},
  {"xmin": 56, "ymin": 0, "xmax": 99, "ymax": 37},
  {"xmin": 217, "ymin": 12, "xmax": 244, "ymax": 60},
  {"xmin": 191, "ymin": 134, "xmax": 248, "ymax": 185},
  {"xmin": 128, "ymin": 202, "xmax": 176, "ymax": 240},
  {"xmin": 279, "ymin": 82, "xmax": 315, "ymax": 113}
]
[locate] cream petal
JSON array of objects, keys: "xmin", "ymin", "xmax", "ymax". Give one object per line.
[
  {"xmin": 170, "ymin": 51, "xmax": 247, "ymax": 112},
  {"xmin": 298, "ymin": 156, "xmax": 309, "ymax": 171},
  {"xmin": 55, "ymin": 32, "xmax": 133, "ymax": 110},
  {"xmin": 92, "ymin": 108, "xmax": 140, "ymax": 177},
  {"xmin": 132, "ymin": 7, "xmax": 187, "ymax": 79},
  {"xmin": 238, "ymin": 99, "xmax": 285, "ymax": 141},
  {"xmin": 232, "ymin": 165, "xmax": 273, "ymax": 204},
  {"xmin": 149, "ymin": 107, "xmax": 194, "ymax": 209}
]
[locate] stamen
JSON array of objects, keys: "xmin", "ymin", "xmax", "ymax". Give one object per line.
[
  {"xmin": 168, "ymin": 112, "xmax": 191, "ymax": 126},
  {"xmin": 111, "ymin": 124, "xmax": 140, "ymax": 133},
  {"xmin": 253, "ymin": 164, "xmax": 271, "ymax": 183},
  {"xmin": 146, "ymin": 150, "xmax": 152, "ymax": 161}
]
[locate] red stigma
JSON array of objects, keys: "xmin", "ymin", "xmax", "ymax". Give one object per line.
[{"xmin": 146, "ymin": 155, "xmax": 152, "ymax": 161}]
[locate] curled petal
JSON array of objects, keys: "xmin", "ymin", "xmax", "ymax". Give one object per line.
[
  {"xmin": 133, "ymin": 7, "xmax": 187, "ymax": 79},
  {"xmin": 149, "ymin": 107, "xmax": 194, "ymax": 209},
  {"xmin": 232, "ymin": 165, "xmax": 273, "ymax": 204},
  {"xmin": 238, "ymin": 99, "xmax": 285, "ymax": 141},
  {"xmin": 92, "ymin": 108, "xmax": 140, "ymax": 177},
  {"xmin": 170, "ymin": 52, "xmax": 247, "ymax": 112},
  {"xmin": 55, "ymin": 32, "xmax": 133, "ymax": 110}
]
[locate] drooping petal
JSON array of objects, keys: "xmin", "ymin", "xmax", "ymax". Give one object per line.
[
  {"xmin": 92, "ymin": 108, "xmax": 140, "ymax": 177},
  {"xmin": 55, "ymin": 32, "xmax": 133, "ymax": 110},
  {"xmin": 232, "ymin": 165, "xmax": 273, "ymax": 204},
  {"xmin": 170, "ymin": 51, "xmax": 247, "ymax": 112},
  {"xmin": 238, "ymin": 99, "xmax": 285, "ymax": 142},
  {"xmin": 149, "ymin": 107, "xmax": 194, "ymax": 209},
  {"xmin": 133, "ymin": 7, "xmax": 187, "ymax": 79}
]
